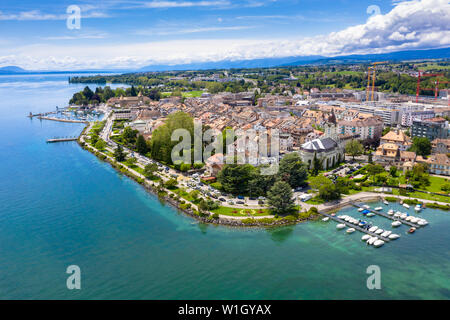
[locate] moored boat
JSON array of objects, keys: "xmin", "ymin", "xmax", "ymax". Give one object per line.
[
  {"xmin": 408, "ymin": 227, "xmax": 416, "ymax": 234},
  {"xmin": 368, "ymin": 226, "xmax": 378, "ymax": 232},
  {"xmin": 373, "ymin": 239, "xmax": 385, "ymax": 248},
  {"xmin": 388, "ymin": 233, "xmax": 400, "ymax": 240},
  {"xmin": 336, "ymin": 224, "xmax": 346, "ymax": 230},
  {"xmin": 367, "ymin": 212, "xmax": 375, "ymax": 217},
  {"xmin": 361, "ymin": 234, "xmax": 371, "ymax": 241},
  {"xmin": 367, "ymin": 237, "xmax": 378, "ymax": 245},
  {"xmin": 322, "ymin": 217, "xmax": 330, "ymax": 222},
  {"xmin": 383, "ymin": 200, "xmax": 389, "ymax": 205},
  {"xmin": 403, "ymin": 203, "xmax": 410, "ymax": 209},
  {"xmin": 346, "ymin": 228, "xmax": 356, "ymax": 234},
  {"xmin": 392, "ymin": 221, "xmax": 402, "ymax": 227},
  {"xmin": 375, "ymin": 229, "xmax": 384, "ymax": 235},
  {"xmin": 358, "ymin": 208, "xmax": 364, "ymax": 212},
  {"xmin": 374, "ymin": 207, "xmax": 383, "ymax": 211}
]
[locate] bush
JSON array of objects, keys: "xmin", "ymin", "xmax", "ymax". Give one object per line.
[
  {"xmin": 384, "ymin": 196, "xmax": 398, "ymax": 202},
  {"xmin": 426, "ymin": 203, "xmax": 450, "ymax": 210},
  {"xmin": 212, "ymin": 213, "xmax": 220, "ymax": 219}
]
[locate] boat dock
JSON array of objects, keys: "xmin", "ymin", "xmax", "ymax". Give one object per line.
[
  {"xmin": 350, "ymin": 202, "xmax": 422, "ymax": 228},
  {"xmin": 46, "ymin": 137, "xmax": 78, "ymax": 143},
  {"xmin": 38, "ymin": 116, "xmax": 88, "ymax": 124},
  {"xmin": 321, "ymin": 212, "xmax": 390, "ymax": 242}
]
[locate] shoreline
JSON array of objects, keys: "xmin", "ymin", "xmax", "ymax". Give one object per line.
[{"xmin": 77, "ymin": 124, "xmax": 321, "ymax": 228}]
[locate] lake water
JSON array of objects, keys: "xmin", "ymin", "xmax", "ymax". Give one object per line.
[{"xmin": 0, "ymin": 74, "xmax": 449, "ymax": 299}]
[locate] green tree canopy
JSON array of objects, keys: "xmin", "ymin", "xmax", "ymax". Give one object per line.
[
  {"xmin": 410, "ymin": 137, "xmax": 432, "ymax": 157},
  {"xmin": 345, "ymin": 139, "xmax": 364, "ymax": 160},
  {"xmin": 278, "ymin": 153, "xmax": 308, "ymax": 188},
  {"xmin": 267, "ymin": 181, "xmax": 295, "ymax": 215}
]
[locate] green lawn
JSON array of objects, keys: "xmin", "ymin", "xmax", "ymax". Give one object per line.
[{"xmin": 211, "ymin": 206, "xmax": 272, "ymax": 217}]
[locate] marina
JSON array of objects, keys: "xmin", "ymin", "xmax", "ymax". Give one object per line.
[{"xmin": 350, "ymin": 202, "xmax": 424, "ymax": 229}]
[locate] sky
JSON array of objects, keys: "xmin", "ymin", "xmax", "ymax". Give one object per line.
[{"xmin": 0, "ymin": 0, "xmax": 449, "ymax": 70}]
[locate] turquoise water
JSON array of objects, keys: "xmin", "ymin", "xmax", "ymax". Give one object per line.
[{"xmin": 0, "ymin": 74, "xmax": 449, "ymax": 300}]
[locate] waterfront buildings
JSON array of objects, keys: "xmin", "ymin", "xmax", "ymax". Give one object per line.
[{"xmin": 432, "ymin": 138, "xmax": 450, "ymax": 154}]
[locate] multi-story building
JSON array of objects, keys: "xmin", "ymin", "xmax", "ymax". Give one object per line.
[
  {"xmin": 337, "ymin": 116, "xmax": 383, "ymax": 141},
  {"xmin": 431, "ymin": 138, "xmax": 450, "ymax": 154},
  {"xmin": 380, "ymin": 130, "xmax": 412, "ymax": 151},
  {"xmin": 401, "ymin": 110, "xmax": 435, "ymax": 127},
  {"xmin": 420, "ymin": 154, "xmax": 450, "ymax": 176},
  {"xmin": 411, "ymin": 117, "xmax": 449, "ymax": 140}
]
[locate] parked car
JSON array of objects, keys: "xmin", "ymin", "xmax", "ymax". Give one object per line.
[
  {"xmin": 249, "ymin": 197, "xmax": 257, "ymax": 200},
  {"xmin": 227, "ymin": 200, "xmax": 235, "ymax": 205},
  {"xmin": 258, "ymin": 196, "xmax": 266, "ymax": 200},
  {"xmin": 237, "ymin": 195, "xmax": 245, "ymax": 200},
  {"xmin": 219, "ymin": 197, "xmax": 226, "ymax": 202},
  {"xmin": 236, "ymin": 201, "xmax": 245, "ymax": 205}
]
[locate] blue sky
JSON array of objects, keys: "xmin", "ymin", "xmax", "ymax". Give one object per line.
[{"xmin": 0, "ymin": 0, "xmax": 449, "ymax": 70}]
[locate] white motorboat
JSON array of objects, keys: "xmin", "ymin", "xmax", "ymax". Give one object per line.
[
  {"xmin": 338, "ymin": 215, "xmax": 345, "ymax": 219},
  {"xmin": 358, "ymin": 208, "xmax": 364, "ymax": 212},
  {"xmin": 373, "ymin": 240, "xmax": 385, "ymax": 248},
  {"xmin": 367, "ymin": 212, "xmax": 375, "ymax": 217},
  {"xmin": 403, "ymin": 203, "xmax": 410, "ymax": 209},
  {"xmin": 405, "ymin": 216, "xmax": 413, "ymax": 222},
  {"xmin": 336, "ymin": 224, "xmax": 346, "ymax": 230},
  {"xmin": 392, "ymin": 221, "xmax": 402, "ymax": 227},
  {"xmin": 388, "ymin": 233, "xmax": 400, "ymax": 240},
  {"xmin": 400, "ymin": 213, "xmax": 408, "ymax": 219},
  {"xmin": 375, "ymin": 229, "xmax": 384, "ymax": 235},
  {"xmin": 367, "ymin": 237, "xmax": 378, "ymax": 245},
  {"xmin": 363, "ymin": 205, "xmax": 370, "ymax": 209},
  {"xmin": 381, "ymin": 230, "xmax": 392, "ymax": 237},
  {"xmin": 415, "ymin": 205, "xmax": 421, "ymax": 212},
  {"xmin": 344, "ymin": 217, "xmax": 351, "ymax": 222},
  {"xmin": 369, "ymin": 226, "xmax": 378, "ymax": 232},
  {"xmin": 388, "ymin": 209, "xmax": 394, "ymax": 215},
  {"xmin": 374, "ymin": 207, "xmax": 383, "ymax": 211},
  {"xmin": 362, "ymin": 235, "xmax": 371, "ymax": 241},
  {"xmin": 410, "ymin": 217, "xmax": 419, "ymax": 224},
  {"xmin": 383, "ymin": 200, "xmax": 389, "ymax": 205},
  {"xmin": 322, "ymin": 217, "xmax": 330, "ymax": 222},
  {"xmin": 346, "ymin": 228, "xmax": 356, "ymax": 234},
  {"xmin": 394, "ymin": 213, "xmax": 401, "ymax": 218}
]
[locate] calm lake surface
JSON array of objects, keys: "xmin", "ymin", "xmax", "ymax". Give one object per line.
[{"xmin": 0, "ymin": 74, "xmax": 449, "ymax": 300}]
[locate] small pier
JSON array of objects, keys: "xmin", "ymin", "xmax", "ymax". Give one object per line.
[
  {"xmin": 38, "ymin": 116, "xmax": 88, "ymax": 124},
  {"xmin": 350, "ymin": 202, "xmax": 422, "ymax": 228},
  {"xmin": 47, "ymin": 137, "xmax": 78, "ymax": 143},
  {"xmin": 321, "ymin": 213, "xmax": 390, "ymax": 242}
]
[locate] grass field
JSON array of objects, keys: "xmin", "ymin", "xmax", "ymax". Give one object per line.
[
  {"xmin": 161, "ymin": 91, "xmax": 204, "ymax": 98},
  {"xmin": 211, "ymin": 206, "xmax": 272, "ymax": 217}
]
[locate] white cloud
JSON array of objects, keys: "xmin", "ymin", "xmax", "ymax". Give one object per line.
[
  {"xmin": 0, "ymin": 9, "xmax": 109, "ymax": 21},
  {"xmin": 141, "ymin": 1, "xmax": 230, "ymax": 8},
  {"xmin": 135, "ymin": 25, "xmax": 253, "ymax": 36},
  {"xmin": 0, "ymin": 0, "xmax": 449, "ymax": 70}
]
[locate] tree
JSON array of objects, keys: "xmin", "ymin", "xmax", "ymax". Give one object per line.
[
  {"xmin": 143, "ymin": 163, "xmax": 158, "ymax": 179},
  {"xmin": 114, "ymin": 145, "xmax": 126, "ymax": 162},
  {"xmin": 345, "ymin": 139, "xmax": 364, "ymax": 160},
  {"xmin": 122, "ymin": 126, "xmax": 138, "ymax": 144},
  {"xmin": 311, "ymin": 153, "xmax": 322, "ymax": 176},
  {"xmin": 164, "ymin": 178, "xmax": 178, "ymax": 189},
  {"xmin": 382, "ymin": 127, "xmax": 391, "ymax": 136},
  {"xmin": 309, "ymin": 175, "xmax": 341, "ymax": 201},
  {"xmin": 217, "ymin": 164, "xmax": 256, "ymax": 195},
  {"xmin": 136, "ymin": 135, "xmax": 148, "ymax": 155},
  {"xmin": 389, "ymin": 166, "xmax": 397, "ymax": 177},
  {"xmin": 125, "ymin": 157, "xmax": 137, "ymax": 167},
  {"xmin": 150, "ymin": 112, "xmax": 194, "ymax": 164},
  {"xmin": 267, "ymin": 181, "xmax": 295, "ymax": 214},
  {"xmin": 410, "ymin": 137, "xmax": 432, "ymax": 157},
  {"xmin": 367, "ymin": 164, "xmax": 385, "ymax": 175},
  {"xmin": 368, "ymin": 151, "xmax": 373, "ymax": 164},
  {"xmin": 189, "ymin": 190, "xmax": 200, "ymax": 202},
  {"xmin": 278, "ymin": 153, "xmax": 308, "ymax": 188},
  {"xmin": 95, "ymin": 139, "xmax": 106, "ymax": 151}
]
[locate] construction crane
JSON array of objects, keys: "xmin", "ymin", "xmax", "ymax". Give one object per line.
[
  {"xmin": 366, "ymin": 61, "xmax": 388, "ymax": 101},
  {"xmin": 416, "ymin": 71, "xmax": 444, "ymax": 103}
]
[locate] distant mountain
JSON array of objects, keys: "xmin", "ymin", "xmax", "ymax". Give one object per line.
[
  {"xmin": 137, "ymin": 47, "xmax": 449, "ymax": 72},
  {"xmin": 0, "ymin": 66, "xmax": 27, "ymax": 74},
  {"xmin": 283, "ymin": 47, "xmax": 450, "ymax": 66},
  {"xmin": 138, "ymin": 56, "xmax": 324, "ymax": 72}
]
